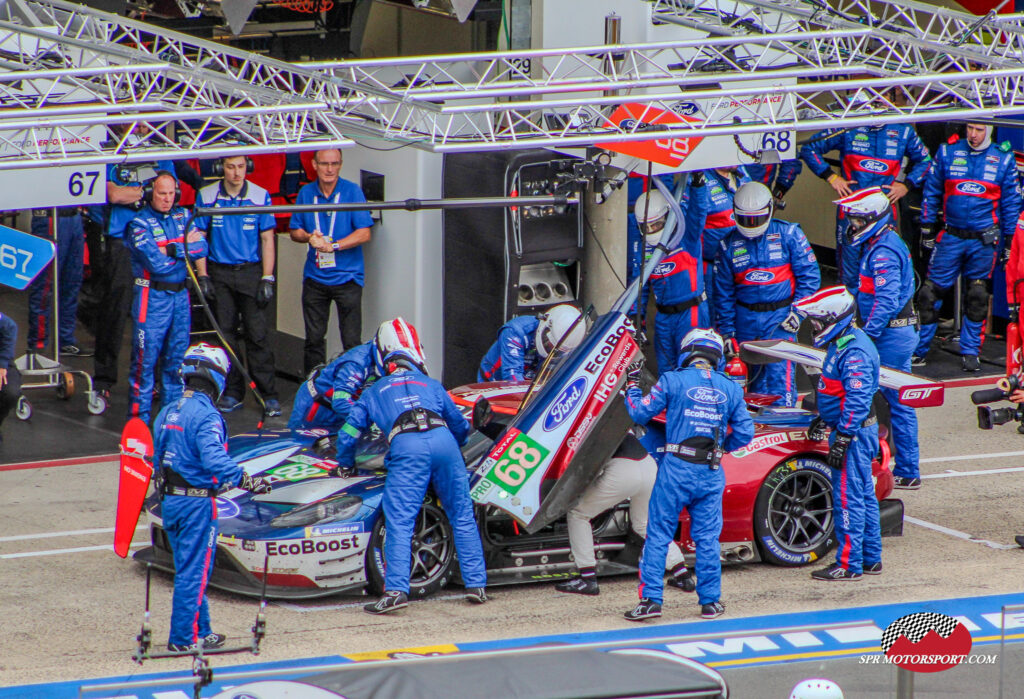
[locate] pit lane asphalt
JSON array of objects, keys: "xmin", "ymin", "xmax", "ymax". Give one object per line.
[{"xmin": 2, "ymin": 381, "xmax": 1024, "ymax": 695}]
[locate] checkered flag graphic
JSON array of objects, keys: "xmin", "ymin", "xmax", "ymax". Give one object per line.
[{"xmin": 881, "ymin": 612, "xmax": 959, "ymax": 652}]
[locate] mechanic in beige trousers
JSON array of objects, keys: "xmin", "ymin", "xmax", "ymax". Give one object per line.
[{"xmin": 554, "ymin": 431, "xmax": 696, "ymax": 596}]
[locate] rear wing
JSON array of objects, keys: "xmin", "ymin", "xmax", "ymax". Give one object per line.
[{"xmin": 741, "ymin": 339, "xmax": 944, "ymax": 408}]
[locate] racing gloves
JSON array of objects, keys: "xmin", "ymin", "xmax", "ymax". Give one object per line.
[
  {"xmin": 780, "ymin": 309, "xmax": 803, "ymax": 335},
  {"xmin": 919, "ymin": 222, "xmax": 936, "ymax": 251},
  {"xmin": 240, "ymin": 472, "xmax": 272, "ymax": 494},
  {"xmin": 329, "ymin": 464, "xmax": 357, "ymax": 478},
  {"xmin": 827, "ymin": 432, "xmax": 853, "ymax": 470},
  {"xmin": 625, "ymin": 360, "xmax": 644, "ymax": 390},
  {"xmin": 806, "ymin": 416, "xmax": 828, "ymax": 442},
  {"xmin": 256, "ymin": 277, "xmax": 275, "ymax": 309},
  {"xmin": 196, "ymin": 275, "xmax": 215, "ymax": 302}
]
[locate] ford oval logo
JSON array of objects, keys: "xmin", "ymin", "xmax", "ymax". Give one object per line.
[
  {"xmin": 860, "ymin": 159, "xmax": 888, "ymax": 173},
  {"xmin": 671, "ymin": 101, "xmax": 700, "ymax": 116},
  {"xmin": 544, "ymin": 377, "xmax": 588, "ymax": 431},
  {"xmin": 956, "ymin": 181, "xmax": 986, "ymax": 195},
  {"xmin": 686, "ymin": 386, "xmax": 727, "ymax": 404},
  {"xmin": 653, "ymin": 262, "xmax": 676, "ymax": 276},
  {"xmin": 744, "ymin": 270, "xmax": 775, "ymax": 283},
  {"xmin": 216, "ymin": 497, "xmax": 240, "ymax": 519}
]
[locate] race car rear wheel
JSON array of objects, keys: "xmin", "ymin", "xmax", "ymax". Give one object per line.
[
  {"xmin": 366, "ymin": 501, "xmax": 456, "ymax": 598},
  {"xmin": 753, "ymin": 457, "xmax": 835, "ymax": 566}
]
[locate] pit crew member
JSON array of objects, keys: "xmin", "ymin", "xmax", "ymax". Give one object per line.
[
  {"xmin": 796, "ymin": 287, "xmax": 882, "ymax": 581},
  {"xmin": 26, "ymin": 207, "xmax": 88, "ymax": 356},
  {"xmin": 334, "ymin": 346, "xmax": 487, "ymax": 614},
  {"xmin": 152, "ymin": 343, "xmax": 270, "ymax": 652},
  {"xmin": 799, "ymin": 121, "xmax": 931, "ymax": 290},
  {"xmin": 914, "ymin": 123, "xmax": 1022, "ymax": 372},
  {"xmin": 0, "ymin": 310, "xmax": 22, "ymax": 443},
  {"xmin": 623, "ymin": 329, "xmax": 754, "ymax": 621},
  {"xmin": 478, "ymin": 304, "xmax": 586, "ymax": 382},
  {"xmin": 837, "ymin": 187, "xmax": 921, "ymax": 490},
  {"xmin": 713, "ymin": 182, "xmax": 820, "ymax": 406},
  {"xmin": 195, "ymin": 155, "xmax": 281, "ymax": 416},
  {"xmin": 125, "ymin": 172, "xmax": 209, "ymax": 423}
]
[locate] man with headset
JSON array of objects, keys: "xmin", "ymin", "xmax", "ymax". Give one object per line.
[
  {"xmin": 126, "ymin": 172, "xmax": 210, "ymax": 423},
  {"xmin": 196, "ymin": 155, "xmax": 281, "ymax": 416}
]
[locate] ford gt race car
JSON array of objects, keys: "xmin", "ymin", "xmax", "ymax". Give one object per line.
[{"xmin": 133, "ymin": 368, "xmax": 905, "ymax": 600}]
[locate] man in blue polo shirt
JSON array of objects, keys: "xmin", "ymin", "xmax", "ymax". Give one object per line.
[
  {"xmin": 93, "ymin": 157, "xmax": 175, "ymax": 398},
  {"xmin": 289, "ymin": 149, "xmax": 374, "ymax": 375},
  {"xmin": 196, "ymin": 155, "xmax": 281, "ymax": 417}
]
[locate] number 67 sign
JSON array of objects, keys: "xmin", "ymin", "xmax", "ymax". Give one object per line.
[{"xmin": 0, "ymin": 224, "xmax": 55, "ymax": 290}]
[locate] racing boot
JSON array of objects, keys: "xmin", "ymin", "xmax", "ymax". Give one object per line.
[
  {"xmin": 465, "ymin": 587, "xmax": 488, "ymax": 604},
  {"xmin": 624, "ymin": 598, "xmax": 662, "ymax": 622},
  {"xmin": 364, "ymin": 590, "xmax": 409, "ymax": 615},
  {"xmin": 1015, "ymin": 536, "xmax": 1024, "ymax": 548},
  {"xmin": 811, "ymin": 562, "xmax": 862, "ymax": 581},
  {"xmin": 202, "ymin": 633, "xmax": 226, "ymax": 649},
  {"xmin": 666, "ymin": 563, "xmax": 696, "ymax": 592},
  {"xmin": 701, "ymin": 601, "xmax": 725, "ymax": 619},
  {"xmin": 962, "ymin": 355, "xmax": 981, "ymax": 372},
  {"xmin": 555, "ymin": 574, "xmax": 599, "ymax": 596},
  {"xmin": 892, "ymin": 476, "xmax": 921, "ymax": 490}
]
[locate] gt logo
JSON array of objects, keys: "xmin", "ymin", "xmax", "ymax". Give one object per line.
[
  {"xmin": 859, "ymin": 159, "xmax": 889, "ymax": 173},
  {"xmin": 956, "ymin": 181, "xmax": 987, "ymax": 195},
  {"xmin": 900, "ymin": 385, "xmax": 943, "ymax": 406}
]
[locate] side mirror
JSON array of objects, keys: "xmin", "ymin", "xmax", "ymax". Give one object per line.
[{"xmin": 472, "ymin": 397, "xmax": 494, "ymax": 432}]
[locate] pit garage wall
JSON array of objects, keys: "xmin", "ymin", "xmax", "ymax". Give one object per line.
[{"xmin": 273, "ymin": 147, "xmax": 445, "ymax": 379}]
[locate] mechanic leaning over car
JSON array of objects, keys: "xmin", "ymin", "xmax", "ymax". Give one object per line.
[
  {"xmin": 799, "ymin": 101, "xmax": 931, "ymax": 291},
  {"xmin": 288, "ymin": 317, "xmax": 422, "ymax": 430},
  {"xmin": 125, "ymin": 172, "xmax": 209, "ymax": 424},
  {"xmin": 796, "ymin": 287, "xmax": 883, "ymax": 582},
  {"xmin": 836, "ymin": 187, "xmax": 922, "ymax": 491},
  {"xmin": 554, "ymin": 429, "xmax": 696, "ymax": 597},
  {"xmin": 914, "ymin": 123, "xmax": 1022, "ymax": 372},
  {"xmin": 332, "ymin": 336, "xmax": 488, "ymax": 615},
  {"xmin": 635, "ymin": 178, "xmax": 711, "ymax": 375},
  {"xmin": 623, "ymin": 328, "xmax": 754, "ymax": 621},
  {"xmin": 477, "ymin": 304, "xmax": 586, "ymax": 382},
  {"xmin": 152, "ymin": 342, "xmax": 271, "ymax": 652},
  {"xmin": 713, "ymin": 181, "xmax": 820, "ymax": 407}
]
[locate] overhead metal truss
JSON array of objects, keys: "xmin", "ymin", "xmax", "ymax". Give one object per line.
[{"xmin": 1, "ymin": 0, "xmax": 1024, "ymax": 168}]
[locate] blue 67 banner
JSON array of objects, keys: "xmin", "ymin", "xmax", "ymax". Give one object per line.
[{"xmin": 0, "ymin": 223, "xmax": 56, "ymax": 290}]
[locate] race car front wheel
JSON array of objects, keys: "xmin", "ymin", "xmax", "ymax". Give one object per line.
[
  {"xmin": 366, "ymin": 501, "xmax": 456, "ymax": 598},
  {"xmin": 753, "ymin": 457, "xmax": 835, "ymax": 566}
]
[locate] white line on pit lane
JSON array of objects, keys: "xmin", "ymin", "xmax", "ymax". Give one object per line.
[
  {"xmin": 920, "ymin": 450, "xmax": 1024, "ymax": 464},
  {"xmin": 0, "ymin": 525, "xmax": 144, "ymax": 543},
  {"xmin": 904, "ymin": 516, "xmax": 1019, "ymax": 550},
  {"xmin": 0, "ymin": 542, "xmax": 146, "ymax": 559},
  {"xmin": 922, "ymin": 466, "xmax": 1024, "ymax": 479},
  {"xmin": 276, "ymin": 593, "xmax": 465, "ymax": 612}
]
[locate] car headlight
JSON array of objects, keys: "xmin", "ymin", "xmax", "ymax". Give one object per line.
[{"xmin": 269, "ymin": 495, "xmax": 363, "ymax": 528}]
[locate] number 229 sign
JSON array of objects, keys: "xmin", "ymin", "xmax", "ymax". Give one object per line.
[{"xmin": 0, "ymin": 224, "xmax": 55, "ymax": 290}]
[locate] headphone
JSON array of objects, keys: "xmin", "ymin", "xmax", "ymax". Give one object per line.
[
  {"xmin": 142, "ymin": 170, "xmax": 181, "ymax": 206},
  {"xmin": 211, "ymin": 156, "xmax": 255, "ymax": 176}
]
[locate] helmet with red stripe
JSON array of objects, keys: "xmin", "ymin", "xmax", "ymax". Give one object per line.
[
  {"xmin": 792, "ymin": 286, "xmax": 857, "ymax": 347},
  {"xmin": 373, "ymin": 317, "xmax": 427, "ymax": 376},
  {"xmin": 835, "ymin": 186, "xmax": 891, "ymax": 246}
]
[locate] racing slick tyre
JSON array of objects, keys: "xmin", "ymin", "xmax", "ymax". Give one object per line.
[
  {"xmin": 366, "ymin": 501, "xmax": 456, "ymax": 598},
  {"xmin": 15, "ymin": 396, "xmax": 31, "ymax": 421},
  {"xmin": 753, "ymin": 457, "xmax": 835, "ymax": 566},
  {"xmin": 56, "ymin": 372, "xmax": 75, "ymax": 400}
]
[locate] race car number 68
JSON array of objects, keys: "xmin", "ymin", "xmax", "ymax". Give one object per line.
[{"xmin": 494, "ymin": 441, "xmax": 542, "ymax": 487}]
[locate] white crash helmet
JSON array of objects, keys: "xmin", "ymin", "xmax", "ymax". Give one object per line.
[
  {"xmin": 373, "ymin": 317, "xmax": 427, "ymax": 375},
  {"xmin": 180, "ymin": 342, "xmax": 230, "ymax": 399},
  {"xmin": 678, "ymin": 327, "xmax": 725, "ymax": 368},
  {"xmin": 789, "ymin": 678, "xmax": 844, "ymax": 699},
  {"xmin": 535, "ymin": 304, "xmax": 585, "ymax": 358},
  {"xmin": 792, "ymin": 286, "xmax": 857, "ymax": 347},
  {"xmin": 635, "ymin": 189, "xmax": 670, "ymax": 244},
  {"xmin": 733, "ymin": 181, "xmax": 774, "ymax": 238},
  {"xmin": 835, "ymin": 186, "xmax": 892, "ymax": 246}
]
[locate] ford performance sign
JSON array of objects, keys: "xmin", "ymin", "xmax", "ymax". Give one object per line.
[{"xmin": 543, "ymin": 377, "xmax": 587, "ymax": 431}]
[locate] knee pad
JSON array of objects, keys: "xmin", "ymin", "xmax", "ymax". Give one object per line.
[
  {"xmin": 916, "ymin": 280, "xmax": 941, "ymax": 324},
  {"xmin": 965, "ymin": 279, "xmax": 990, "ymax": 323}
]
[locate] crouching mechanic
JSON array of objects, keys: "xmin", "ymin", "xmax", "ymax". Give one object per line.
[
  {"xmin": 836, "ymin": 187, "xmax": 921, "ymax": 490},
  {"xmin": 623, "ymin": 329, "xmax": 754, "ymax": 621},
  {"xmin": 478, "ymin": 304, "xmax": 585, "ymax": 382},
  {"xmin": 795, "ymin": 287, "xmax": 883, "ymax": 581},
  {"xmin": 289, "ymin": 317, "xmax": 424, "ymax": 430},
  {"xmin": 554, "ymin": 430, "xmax": 695, "ymax": 596},
  {"xmin": 333, "ymin": 346, "xmax": 487, "ymax": 614},
  {"xmin": 713, "ymin": 182, "xmax": 820, "ymax": 406},
  {"xmin": 152, "ymin": 343, "xmax": 271, "ymax": 652}
]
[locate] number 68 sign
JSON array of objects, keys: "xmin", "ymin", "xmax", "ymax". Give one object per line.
[
  {"xmin": 472, "ymin": 429, "xmax": 551, "ymax": 500},
  {"xmin": 0, "ymin": 224, "xmax": 55, "ymax": 290}
]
